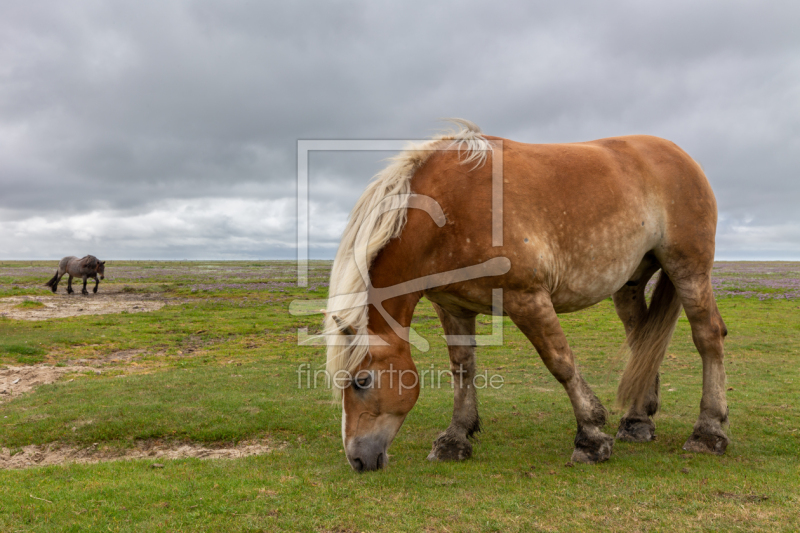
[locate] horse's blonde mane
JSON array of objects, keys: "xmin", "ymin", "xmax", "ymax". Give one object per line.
[{"xmin": 324, "ymin": 119, "xmax": 491, "ymax": 394}]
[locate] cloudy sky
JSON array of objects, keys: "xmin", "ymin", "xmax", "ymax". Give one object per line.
[{"xmin": 1, "ymin": 1, "xmax": 798, "ymax": 260}]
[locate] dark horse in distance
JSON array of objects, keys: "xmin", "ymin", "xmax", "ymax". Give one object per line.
[{"xmin": 45, "ymin": 255, "xmax": 106, "ymax": 295}]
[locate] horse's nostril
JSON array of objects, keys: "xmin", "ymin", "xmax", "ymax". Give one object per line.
[{"xmin": 353, "ymin": 458, "xmax": 364, "ymax": 472}]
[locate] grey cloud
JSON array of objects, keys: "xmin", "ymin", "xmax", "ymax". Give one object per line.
[{"xmin": 0, "ymin": 0, "xmax": 798, "ymax": 258}]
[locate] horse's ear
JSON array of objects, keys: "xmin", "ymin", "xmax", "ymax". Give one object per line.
[
  {"xmin": 100, "ymin": 261, "xmax": 106, "ymax": 265},
  {"xmin": 332, "ymin": 315, "xmax": 356, "ymax": 336}
]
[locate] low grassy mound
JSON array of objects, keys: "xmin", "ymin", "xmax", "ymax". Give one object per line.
[{"xmin": 14, "ymin": 300, "xmax": 45, "ymax": 309}]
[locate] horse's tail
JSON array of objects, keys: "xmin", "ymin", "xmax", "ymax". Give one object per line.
[
  {"xmin": 45, "ymin": 271, "xmax": 59, "ymax": 288},
  {"xmin": 617, "ymin": 271, "xmax": 683, "ymax": 410}
]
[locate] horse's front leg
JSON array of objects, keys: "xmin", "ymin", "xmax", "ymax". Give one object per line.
[
  {"xmin": 427, "ymin": 303, "xmax": 479, "ymax": 461},
  {"xmin": 81, "ymin": 275, "xmax": 89, "ymax": 295},
  {"xmin": 67, "ymin": 275, "xmax": 74, "ymax": 294},
  {"xmin": 506, "ymin": 291, "xmax": 614, "ymax": 464},
  {"xmin": 93, "ymin": 275, "xmax": 100, "ymax": 293}
]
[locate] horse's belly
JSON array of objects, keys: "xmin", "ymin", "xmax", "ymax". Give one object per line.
[
  {"xmin": 550, "ymin": 279, "xmax": 622, "ymax": 314},
  {"xmin": 549, "ymin": 250, "xmax": 651, "ymax": 314}
]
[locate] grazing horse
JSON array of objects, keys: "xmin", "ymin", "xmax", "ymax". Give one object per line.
[
  {"xmin": 325, "ymin": 120, "xmax": 728, "ymax": 472},
  {"xmin": 45, "ymin": 255, "xmax": 106, "ymax": 295}
]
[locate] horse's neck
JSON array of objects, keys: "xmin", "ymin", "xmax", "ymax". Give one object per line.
[
  {"xmin": 367, "ymin": 291, "xmax": 421, "ymax": 340},
  {"xmin": 367, "ymin": 253, "xmax": 423, "ymax": 340}
]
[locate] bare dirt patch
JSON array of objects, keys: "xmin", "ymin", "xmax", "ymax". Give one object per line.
[
  {"xmin": 0, "ymin": 364, "xmax": 102, "ymax": 403},
  {"xmin": 0, "ymin": 292, "xmax": 169, "ymax": 321},
  {"xmin": 68, "ymin": 348, "xmax": 147, "ymax": 367},
  {"xmin": 0, "ymin": 438, "xmax": 284, "ymax": 470}
]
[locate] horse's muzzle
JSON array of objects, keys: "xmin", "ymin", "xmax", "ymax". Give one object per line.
[
  {"xmin": 346, "ymin": 437, "xmax": 388, "ymax": 472},
  {"xmin": 100, "ymin": 275, "xmax": 105, "ymax": 280}
]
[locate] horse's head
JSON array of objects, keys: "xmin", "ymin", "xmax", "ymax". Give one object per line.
[
  {"xmin": 96, "ymin": 260, "xmax": 106, "ymax": 280},
  {"xmin": 331, "ymin": 314, "xmax": 420, "ymax": 472}
]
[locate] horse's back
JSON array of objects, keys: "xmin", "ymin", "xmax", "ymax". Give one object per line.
[
  {"xmin": 403, "ymin": 134, "xmax": 716, "ymax": 312},
  {"xmin": 580, "ymin": 135, "xmax": 718, "ymax": 267},
  {"xmin": 59, "ymin": 256, "xmax": 79, "ymax": 270}
]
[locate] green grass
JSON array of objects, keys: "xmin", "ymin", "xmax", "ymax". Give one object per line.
[
  {"xmin": 0, "ymin": 343, "xmax": 47, "ymax": 365},
  {"xmin": 0, "ymin": 261, "xmax": 799, "ymax": 531},
  {"xmin": 14, "ymin": 300, "xmax": 46, "ymax": 309}
]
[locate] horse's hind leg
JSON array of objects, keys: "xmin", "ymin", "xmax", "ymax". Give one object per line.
[
  {"xmin": 67, "ymin": 275, "xmax": 74, "ymax": 294},
  {"xmin": 506, "ymin": 291, "xmax": 613, "ymax": 464},
  {"xmin": 613, "ymin": 260, "xmax": 662, "ymax": 442},
  {"xmin": 427, "ymin": 303, "xmax": 479, "ymax": 461},
  {"xmin": 670, "ymin": 272, "xmax": 729, "ymax": 454}
]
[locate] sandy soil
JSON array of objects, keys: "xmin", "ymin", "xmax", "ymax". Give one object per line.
[
  {"xmin": 0, "ymin": 439, "xmax": 283, "ymax": 470},
  {"xmin": 0, "ymin": 292, "xmax": 169, "ymax": 320},
  {"xmin": 0, "ymin": 364, "xmax": 102, "ymax": 403}
]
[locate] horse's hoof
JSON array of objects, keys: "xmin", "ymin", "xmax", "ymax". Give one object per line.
[
  {"xmin": 427, "ymin": 432, "xmax": 473, "ymax": 461},
  {"xmin": 615, "ymin": 416, "xmax": 656, "ymax": 443},
  {"xmin": 682, "ymin": 431, "xmax": 728, "ymax": 455},
  {"xmin": 572, "ymin": 430, "xmax": 614, "ymax": 464}
]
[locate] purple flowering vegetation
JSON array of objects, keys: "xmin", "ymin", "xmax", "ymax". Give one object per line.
[{"xmin": 2, "ymin": 260, "xmax": 799, "ymax": 299}]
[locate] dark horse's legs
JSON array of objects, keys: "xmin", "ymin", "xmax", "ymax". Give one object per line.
[
  {"xmin": 67, "ymin": 275, "xmax": 74, "ymax": 294},
  {"xmin": 613, "ymin": 260, "xmax": 662, "ymax": 442},
  {"xmin": 427, "ymin": 303, "xmax": 479, "ymax": 461},
  {"xmin": 81, "ymin": 276, "xmax": 89, "ymax": 295},
  {"xmin": 506, "ymin": 290, "xmax": 613, "ymax": 464},
  {"xmin": 93, "ymin": 275, "xmax": 100, "ymax": 293}
]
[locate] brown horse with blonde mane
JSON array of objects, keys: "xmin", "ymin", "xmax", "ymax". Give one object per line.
[{"xmin": 325, "ymin": 120, "xmax": 728, "ymax": 472}]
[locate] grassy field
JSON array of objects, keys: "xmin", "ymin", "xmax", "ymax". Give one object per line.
[{"xmin": 0, "ymin": 261, "xmax": 799, "ymax": 532}]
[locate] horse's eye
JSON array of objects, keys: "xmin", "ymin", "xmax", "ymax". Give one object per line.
[{"xmin": 353, "ymin": 373, "xmax": 372, "ymax": 391}]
